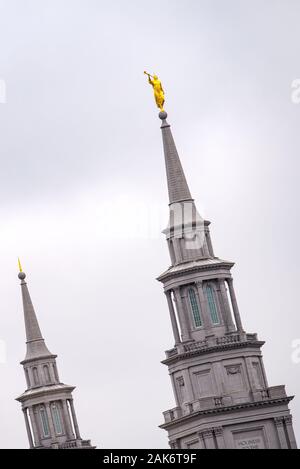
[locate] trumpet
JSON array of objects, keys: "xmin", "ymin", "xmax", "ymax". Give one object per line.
[{"xmin": 144, "ymin": 71, "xmax": 154, "ymax": 78}]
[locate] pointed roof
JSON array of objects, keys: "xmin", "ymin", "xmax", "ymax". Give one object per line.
[
  {"xmin": 18, "ymin": 271, "xmax": 53, "ymax": 362},
  {"xmin": 159, "ymin": 111, "xmax": 193, "ymax": 205}
]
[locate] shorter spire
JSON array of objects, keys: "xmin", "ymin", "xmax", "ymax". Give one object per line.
[{"xmin": 18, "ymin": 264, "xmax": 53, "ymax": 362}]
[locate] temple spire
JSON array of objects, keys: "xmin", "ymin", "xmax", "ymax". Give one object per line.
[
  {"xmin": 159, "ymin": 111, "xmax": 193, "ymax": 205},
  {"xmin": 18, "ymin": 268, "xmax": 52, "ymax": 362}
]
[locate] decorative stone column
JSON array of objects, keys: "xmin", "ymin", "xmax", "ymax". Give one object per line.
[
  {"xmin": 23, "ymin": 408, "xmax": 34, "ymax": 448},
  {"xmin": 227, "ymin": 278, "xmax": 244, "ymax": 333},
  {"xmin": 195, "ymin": 281, "xmax": 212, "ymax": 332},
  {"xmin": 218, "ymin": 279, "xmax": 236, "ymax": 332},
  {"xmin": 173, "ymin": 288, "xmax": 191, "ymax": 342},
  {"xmin": 61, "ymin": 399, "xmax": 74, "ymax": 440},
  {"xmin": 165, "ymin": 291, "xmax": 181, "ymax": 345},
  {"xmin": 28, "ymin": 406, "xmax": 40, "ymax": 447},
  {"xmin": 274, "ymin": 417, "xmax": 288, "ymax": 449},
  {"xmin": 69, "ymin": 399, "xmax": 81, "ymax": 440},
  {"xmin": 284, "ymin": 416, "xmax": 297, "ymax": 449}
]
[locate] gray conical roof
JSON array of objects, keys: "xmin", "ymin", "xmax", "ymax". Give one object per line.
[
  {"xmin": 18, "ymin": 272, "xmax": 53, "ymax": 362},
  {"xmin": 159, "ymin": 111, "xmax": 193, "ymax": 204}
]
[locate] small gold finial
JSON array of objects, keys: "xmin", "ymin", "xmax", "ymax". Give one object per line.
[
  {"xmin": 18, "ymin": 258, "xmax": 23, "ymax": 273},
  {"xmin": 144, "ymin": 71, "xmax": 165, "ymax": 111}
]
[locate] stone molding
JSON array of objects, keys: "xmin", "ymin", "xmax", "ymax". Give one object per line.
[{"xmin": 160, "ymin": 396, "xmax": 294, "ymax": 429}]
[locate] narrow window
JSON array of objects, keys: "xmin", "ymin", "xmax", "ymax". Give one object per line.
[
  {"xmin": 43, "ymin": 365, "xmax": 51, "ymax": 384},
  {"xmin": 206, "ymin": 284, "xmax": 220, "ymax": 324},
  {"xmin": 33, "ymin": 367, "xmax": 39, "ymax": 385},
  {"xmin": 52, "ymin": 404, "xmax": 63, "ymax": 435},
  {"xmin": 40, "ymin": 407, "xmax": 50, "ymax": 437},
  {"xmin": 188, "ymin": 288, "xmax": 202, "ymax": 327}
]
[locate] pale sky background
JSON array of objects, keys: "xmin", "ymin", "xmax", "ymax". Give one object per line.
[{"xmin": 0, "ymin": 0, "xmax": 299, "ymax": 449}]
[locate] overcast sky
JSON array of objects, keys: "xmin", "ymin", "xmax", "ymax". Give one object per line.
[{"xmin": 0, "ymin": 0, "xmax": 300, "ymax": 449}]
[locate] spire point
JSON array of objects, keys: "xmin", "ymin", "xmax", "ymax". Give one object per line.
[{"xmin": 18, "ymin": 258, "xmax": 26, "ymax": 280}]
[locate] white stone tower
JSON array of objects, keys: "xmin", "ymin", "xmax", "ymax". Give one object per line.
[
  {"xmin": 156, "ymin": 110, "xmax": 297, "ymax": 450},
  {"xmin": 16, "ymin": 268, "xmax": 94, "ymax": 449}
]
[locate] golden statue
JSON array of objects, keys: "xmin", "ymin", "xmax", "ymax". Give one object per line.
[{"xmin": 144, "ymin": 71, "xmax": 165, "ymax": 111}]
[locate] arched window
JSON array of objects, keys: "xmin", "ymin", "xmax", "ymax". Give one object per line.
[
  {"xmin": 40, "ymin": 406, "xmax": 50, "ymax": 437},
  {"xmin": 51, "ymin": 404, "xmax": 63, "ymax": 435},
  {"xmin": 32, "ymin": 367, "xmax": 39, "ymax": 385},
  {"xmin": 188, "ymin": 288, "xmax": 202, "ymax": 328},
  {"xmin": 206, "ymin": 284, "xmax": 220, "ymax": 325},
  {"xmin": 43, "ymin": 365, "xmax": 51, "ymax": 384}
]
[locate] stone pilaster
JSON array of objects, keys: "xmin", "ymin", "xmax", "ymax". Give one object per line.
[
  {"xmin": 214, "ymin": 427, "xmax": 225, "ymax": 449},
  {"xmin": 199, "ymin": 429, "xmax": 215, "ymax": 449},
  {"xmin": 274, "ymin": 417, "xmax": 288, "ymax": 449},
  {"xmin": 284, "ymin": 416, "xmax": 297, "ymax": 449},
  {"xmin": 169, "ymin": 438, "xmax": 181, "ymax": 449},
  {"xmin": 181, "ymin": 368, "xmax": 194, "ymax": 403}
]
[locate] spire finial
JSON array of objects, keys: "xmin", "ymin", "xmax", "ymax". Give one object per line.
[{"xmin": 18, "ymin": 258, "xmax": 26, "ymax": 280}]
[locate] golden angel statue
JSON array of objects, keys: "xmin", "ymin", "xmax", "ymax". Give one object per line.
[{"xmin": 144, "ymin": 71, "xmax": 165, "ymax": 111}]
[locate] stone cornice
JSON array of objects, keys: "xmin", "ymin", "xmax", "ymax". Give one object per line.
[
  {"xmin": 157, "ymin": 259, "xmax": 235, "ymax": 283},
  {"xmin": 162, "ymin": 340, "xmax": 265, "ymax": 366},
  {"xmin": 16, "ymin": 383, "xmax": 75, "ymax": 403},
  {"xmin": 159, "ymin": 396, "xmax": 294, "ymax": 430},
  {"xmin": 20, "ymin": 354, "xmax": 57, "ymax": 366}
]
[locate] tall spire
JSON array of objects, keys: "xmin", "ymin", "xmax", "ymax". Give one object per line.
[
  {"xmin": 159, "ymin": 111, "xmax": 193, "ymax": 205},
  {"xmin": 154, "ymin": 101, "xmax": 297, "ymax": 451},
  {"xmin": 18, "ymin": 269, "xmax": 52, "ymax": 362}
]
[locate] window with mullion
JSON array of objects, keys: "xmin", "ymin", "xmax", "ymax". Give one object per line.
[
  {"xmin": 40, "ymin": 406, "xmax": 50, "ymax": 437},
  {"xmin": 51, "ymin": 403, "xmax": 63, "ymax": 435},
  {"xmin": 206, "ymin": 284, "xmax": 220, "ymax": 325},
  {"xmin": 188, "ymin": 288, "xmax": 202, "ymax": 328}
]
